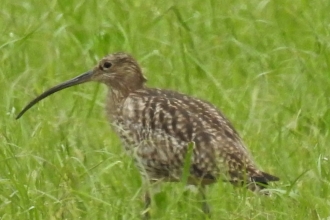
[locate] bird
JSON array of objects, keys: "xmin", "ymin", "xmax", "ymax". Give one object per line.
[{"xmin": 16, "ymin": 52, "xmax": 279, "ymax": 218}]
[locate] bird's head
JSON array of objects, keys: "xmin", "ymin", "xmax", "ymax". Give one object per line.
[
  {"xmin": 92, "ymin": 52, "xmax": 147, "ymax": 89},
  {"xmin": 16, "ymin": 52, "xmax": 147, "ymax": 119}
]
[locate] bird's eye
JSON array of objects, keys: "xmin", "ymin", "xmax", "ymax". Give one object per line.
[{"xmin": 103, "ymin": 61, "xmax": 112, "ymax": 69}]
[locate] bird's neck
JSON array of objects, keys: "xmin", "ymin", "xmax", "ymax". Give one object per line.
[
  {"xmin": 105, "ymin": 83, "xmax": 146, "ymax": 120},
  {"xmin": 105, "ymin": 87, "xmax": 129, "ymax": 121},
  {"xmin": 110, "ymin": 88, "xmax": 127, "ymax": 101},
  {"xmin": 106, "ymin": 78, "xmax": 144, "ymax": 95}
]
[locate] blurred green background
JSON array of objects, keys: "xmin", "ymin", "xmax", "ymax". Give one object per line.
[{"xmin": 1, "ymin": 0, "xmax": 330, "ymax": 219}]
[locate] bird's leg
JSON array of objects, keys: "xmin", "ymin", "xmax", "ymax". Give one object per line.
[
  {"xmin": 140, "ymin": 176, "xmax": 151, "ymax": 219},
  {"xmin": 143, "ymin": 190, "xmax": 151, "ymax": 220},
  {"xmin": 141, "ymin": 177, "xmax": 159, "ymax": 219},
  {"xmin": 199, "ymin": 185, "xmax": 211, "ymax": 216},
  {"xmin": 141, "ymin": 179, "xmax": 162, "ymax": 219}
]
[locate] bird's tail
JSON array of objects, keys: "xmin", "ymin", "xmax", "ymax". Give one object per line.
[{"xmin": 248, "ymin": 171, "xmax": 279, "ymax": 193}]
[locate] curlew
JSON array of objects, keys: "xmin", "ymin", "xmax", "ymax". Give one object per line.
[{"xmin": 16, "ymin": 52, "xmax": 279, "ymax": 218}]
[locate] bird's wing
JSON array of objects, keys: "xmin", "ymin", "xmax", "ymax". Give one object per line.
[{"xmin": 114, "ymin": 89, "xmax": 268, "ymax": 182}]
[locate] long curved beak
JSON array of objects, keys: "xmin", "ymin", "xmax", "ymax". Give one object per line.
[{"xmin": 16, "ymin": 70, "xmax": 94, "ymax": 119}]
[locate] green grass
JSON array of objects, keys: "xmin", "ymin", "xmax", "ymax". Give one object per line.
[{"xmin": 1, "ymin": 0, "xmax": 330, "ymax": 219}]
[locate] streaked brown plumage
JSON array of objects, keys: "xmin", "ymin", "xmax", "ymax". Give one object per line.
[{"xmin": 16, "ymin": 52, "xmax": 279, "ymax": 217}]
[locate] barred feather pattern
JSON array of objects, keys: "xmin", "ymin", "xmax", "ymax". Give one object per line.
[{"xmin": 106, "ymin": 87, "xmax": 278, "ymax": 190}]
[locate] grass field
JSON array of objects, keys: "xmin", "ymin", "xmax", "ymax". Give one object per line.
[{"xmin": 1, "ymin": 0, "xmax": 330, "ymax": 219}]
